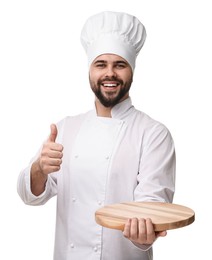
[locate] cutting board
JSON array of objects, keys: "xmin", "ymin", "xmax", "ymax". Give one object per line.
[{"xmin": 95, "ymin": 202, "xmax": 195, "ymax": 231}]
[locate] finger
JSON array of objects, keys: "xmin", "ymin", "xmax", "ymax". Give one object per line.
[
  {"xmin": 130, "ymin": 218, "xmax": 139, "ymax": 240},
  {"xmin": 48, "ymin": 150, "xmax": 63, "ymax": 159},
  {"xmin": 48, "ymin": 124, "xmax": 58, "ymax": 143},
  {"xmin": 48, "ymin": 143, "xmax": 64, "ymax": 153},
  {"xmin": 41, "ymin": 143, "xmax": 63, "ymax": 158},
  {"xmin": 156, "ymin": 230, "xmax": 167, "ymax": 238},
  {"xmin": 138, "ymin": 218, "xmax": 147, "ymax": 241},
  {"xmin": 39, "ymin": 156, "xmax": 62, "ymax": 174},
  {"xmin": 146, "ymin": 218, "xmax": 156, "ymax": 244},
  {"xmin": 123, "ymin": 219, "xmax": 131, "ymax": 238},
  {"xmin": 40, "ymin": 156, "xmax": 62, "ymax": 168},
  {"xmin": 48, "ymin": 158, "xmax": 63, "ymax": 166},
  {"xmin": 41, "ymin": 164, "xmax": 61, "ymax": 175}
]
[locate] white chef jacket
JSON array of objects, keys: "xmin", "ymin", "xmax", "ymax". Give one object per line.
[{"xmin": 17, "ymin": 97, "xmax": 176, "ymax": 260}]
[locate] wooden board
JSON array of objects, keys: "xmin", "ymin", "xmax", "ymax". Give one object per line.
[{"xmin": 95, "ymin": 202, "xmax": 195, "ymax": 231}]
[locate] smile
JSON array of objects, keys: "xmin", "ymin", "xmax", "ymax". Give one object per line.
[{"xmin": 101, "ymin": 83, "xmax": 120, "ymax": 88}]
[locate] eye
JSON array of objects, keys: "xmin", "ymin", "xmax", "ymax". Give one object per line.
[
  {"xmin": 93, "ymin": 61, "xmax": 107, "ymax": 68},
  {"xmin": 115, "ymin": 62, "xmax": 128, "ymax": 69},
  {"xmin": 96, "ymin": 63, "xmax": 106, "ymax": 68},
  {"xmin": 116, "ymin": 64, "xmax": 126, "ymax": 69}
]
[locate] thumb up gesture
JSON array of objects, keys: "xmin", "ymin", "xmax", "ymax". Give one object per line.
[{"xmin": 38, "ymin": 124, "xmax": 63, "ymax": 175}]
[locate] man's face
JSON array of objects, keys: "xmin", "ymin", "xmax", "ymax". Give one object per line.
[{"xmin": 89, "ymin": 54, "xmax": 133, "ymax": 108}]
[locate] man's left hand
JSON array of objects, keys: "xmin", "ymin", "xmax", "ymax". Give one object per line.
[{"xmin": 123, "ymin": 218, "xmax": 167, "ymax": 245}]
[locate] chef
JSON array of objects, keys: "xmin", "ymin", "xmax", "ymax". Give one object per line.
[{"xmin": 17, "ymin": 11, "xmax": 176, "ymax": 260}]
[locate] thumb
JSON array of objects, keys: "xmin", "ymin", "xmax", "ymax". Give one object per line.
[{"xmin": 48, "ymin": 124, "xmax": 58, "ymax": 142}]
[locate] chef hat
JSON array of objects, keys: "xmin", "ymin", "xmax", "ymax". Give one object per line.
[{"xmin": 80, "ymin": 11, "xmax": 146, "ymax": 71}]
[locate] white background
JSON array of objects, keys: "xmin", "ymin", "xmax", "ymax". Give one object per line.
[{"xmin": 0, "ymin": 0, "xmax": 211, "ymax": 259}]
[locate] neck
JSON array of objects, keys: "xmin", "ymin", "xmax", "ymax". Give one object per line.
[{"xmin": 95, "ymin": 99, "xmax": 112, "ymax": 117}]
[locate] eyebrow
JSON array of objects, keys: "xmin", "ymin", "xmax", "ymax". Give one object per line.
[
  {"xmin": 93, "ymin": 60, "xmax": 128, "ymax": 65},
  {"xmin": 115, "ymin": 60, "xmax": 128, "ymax": 65},
  {"xmin": 93, "ymin": 60, "xmax": 107, "ymax": 64}
]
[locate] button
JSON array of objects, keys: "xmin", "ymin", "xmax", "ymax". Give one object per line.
[
  {"xmin": 98, "ymin": 201, "xmax": 102, "ymax": 205},
  {"xmin": 105, "ymin": 156, "xmax": 110, "ymax": 160},
  {"xmin": 72, "ymin": 198, "xmax": 76, "ymax": 202},
  {"xmin": 74, "ymin": 155, "xmax": 79, "ymax": 158},
  {"xmin": 93, "ymin": 246, "xmax": 98, "ymax": 252},
  {"xmin": 70, "ymin": 243, "xmax": 74, "ymax": 248}
]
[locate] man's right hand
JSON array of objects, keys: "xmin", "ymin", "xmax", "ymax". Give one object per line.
[
  {"xmin": 38, "ymin": 124, "xmax": 63, "ymax": 175},
  {"xmin": 30, "ymin": 124, "xmax": 63, "ymax": 196}
]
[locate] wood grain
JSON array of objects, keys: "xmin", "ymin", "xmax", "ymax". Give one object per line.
[{"xmin": 95, "ymin": 202, "xmax": 195, "ymax": 231}]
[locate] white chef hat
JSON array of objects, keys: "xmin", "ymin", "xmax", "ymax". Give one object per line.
[{"xmin": 80, "ymin": 11, "xmax": 146, "ymax": 71}]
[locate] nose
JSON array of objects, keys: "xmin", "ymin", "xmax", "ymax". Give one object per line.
[{"xmin": 105, "ymin": 65, "xmax": 117, "ymax": 78}]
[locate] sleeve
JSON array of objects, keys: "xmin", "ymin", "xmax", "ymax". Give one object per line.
[
  {"xmin": 134, "ymin": 123, "xmax": 176, "ymax": 203},
  {"xmin": 17, "ymin": 119, "xmax": 65, "ymax": 206},
  {"xmin": 131, "ymin": 123, "xmax": 176, "ymax": 251},
  {"xmin": 17, "ymin": 155, "xmax": 58, "ymax": 206}
]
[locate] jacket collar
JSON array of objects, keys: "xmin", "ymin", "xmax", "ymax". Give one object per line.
[
  {"xmin": 93, "ymin": 97, "xmax": 134, "ymax": 120},
  {"xmin": 111, "ymin": 97, "xmax": 134, "ymax": 120}
]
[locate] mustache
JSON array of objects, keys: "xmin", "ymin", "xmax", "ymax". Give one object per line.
[{"xmin": 97, "ymin": 77, "xmax": 123, "ymax": 85}]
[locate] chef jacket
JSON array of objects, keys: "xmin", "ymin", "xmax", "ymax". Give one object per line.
[{"xmin": 18, "ymin": 97, "xmax": 176, "ymax": 260}]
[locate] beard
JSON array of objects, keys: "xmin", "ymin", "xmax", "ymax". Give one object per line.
[{"xmin": 89, "ymin": 76, "xmax": 133, "ymax": 107}]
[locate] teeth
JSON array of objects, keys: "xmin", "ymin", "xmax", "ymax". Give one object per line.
[{"xmin": 102, "ymin": 83, "xmax": 118, "ymax": 87}]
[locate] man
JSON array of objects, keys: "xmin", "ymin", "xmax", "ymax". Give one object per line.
[{"xmin": 17, "ymin": 11, "xmax": 175, "ymax": 260}]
